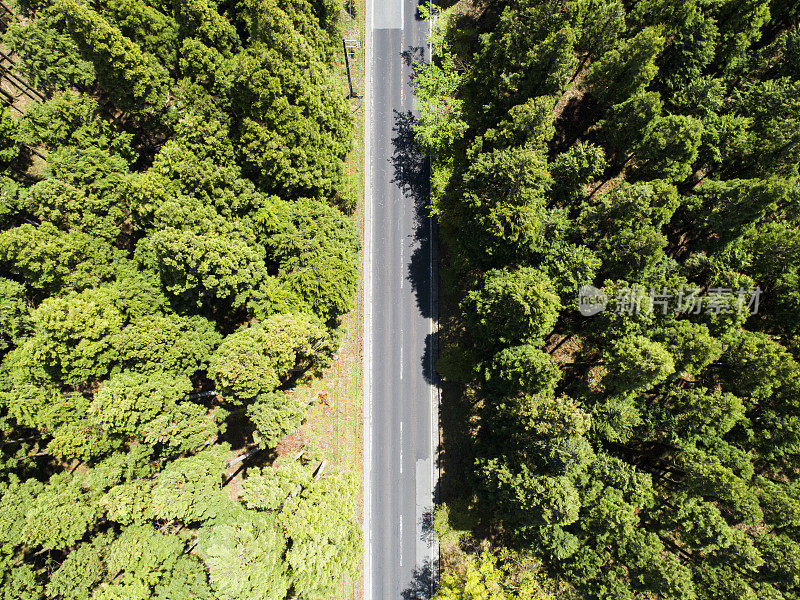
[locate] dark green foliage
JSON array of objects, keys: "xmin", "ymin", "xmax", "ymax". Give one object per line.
[
  {"xmin": 262, "ymin": 198, "xmax": 360, "ymax": 322},
  {"xmin": 462, "ymin": 267, "xmax": 561, "ymax": 350},
  {"xmin": 417, "ymin": 0, "xmax": 800, "ymax": 596}
]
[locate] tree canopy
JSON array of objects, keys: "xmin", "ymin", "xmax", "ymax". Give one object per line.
[
  {"xmin": 417, "ymin": 0, "xmax": 800, "ymax": 597},
  {"xmin": 0, "ymin": 0, "xmax": 360, "ymax": 596}
]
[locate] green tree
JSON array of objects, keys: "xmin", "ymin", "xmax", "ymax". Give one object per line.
[
  {"xmin": 54, "ymin": 0, "xmax": 170, "ymax": 112},
  {"xmin": 208, "ymin": 314, "xmax": 328, "ymax": 403},
  {"xmin": 0, "ymin": 222, "xmax": 124, "ymax": 298},
  {"xmin": 433, "ymin": 549, "xmax": 555, "ymax": 600},
  {"xmin": 28, "ymin": 286, "xmax": 124, "ymax": 385},
  {"xmin": 603, "ymin": 334, "xmax": 675, "ymax": 393},
  {"xmin": 199, "ymin": 508, "xmax": 290, "ymax": 600},
  {"xmin": 585, "ymin": 26, "xmax": 665, "ymax": 106},
  {"xmin": 230, "ymin": 36, "xmax": 351, "ymax": 198},
  {"xmin": 24, "ymin": 472, "xmax": 101, "ymax": 551},
  {"xmin": 174, "ymin": 0, "xmax": 240, "ymax": 56},
  {"xmin": 484, "ymin": 345, "xmax": 561, "ymax": 397},
  {"xmin": 631, "ymin": 114, "xmax": 703, "ymax": 182},
  {"xmin": 4, "ymin": 11, "xmax": 95, "ymax": 92},
  {"xmin": 462, "ymin": 267, "xmax": 561, "ymax": 350},
  {"xmin": 279, "ymin": 469, "xmax": 362, "ymax": 598},
  {"xmin": 457, "ymin": 146, "xmax": 552, "ymax": 266},
  {"xmin": 149, "ymin": 226, "xmax": 264, "ymax": 309},
  {"xmin": 118, "ymin": 313, "xmax": 221, "ymax": 377},
  {"xmin": 247, "ymin": 391, "xmax": 305, "ymax": 448},
  {"xmin": 101, "ymin": 0, "xmax": 179, "ymax": 66},
  {"xmin": 102, "ymin": 524, "xmax": 212, "ymax": 600},
  {"xmin": 89, "ymin": 370, "xmax": 192, "ymax": 436},
  {"xmin": 148, "ymin": 445, "xmax": 228, "ymax": 524},
  {"xmin": 262, "ymin": 198, "xmax": 360, "ymax": 322}
]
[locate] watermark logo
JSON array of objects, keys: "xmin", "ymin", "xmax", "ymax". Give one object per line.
[
  {"xmin": 578, "ymin": 285, "xmax": 608, "ymax": 316},
  {"xmin": 578, "ymin": 285, "xmax": 762, "ymax": 317}
]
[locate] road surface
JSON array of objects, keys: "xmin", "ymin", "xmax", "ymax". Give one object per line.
[{"xmin": 363, "ymin": 0, "xmax": 438, "ymax": 596}]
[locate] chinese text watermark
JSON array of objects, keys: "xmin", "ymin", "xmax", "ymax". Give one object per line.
[{"xmin": 578, "ymin": 285, "xmax": 761, "ymax": 317}]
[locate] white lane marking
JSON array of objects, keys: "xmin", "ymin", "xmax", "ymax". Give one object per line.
[
  {"xmin": 400, "ymin": 421, "xmax": 403, "ymax": 474},
  {"xmin": 399, "ymin": 341, "xmax": 404, "ymax": 380},
  {"xmin": 400, "ymin": 240, "xmax": 404, "ymax": 289},
  {"xmin": 399, "ymin": 514, "xmax": 404, "ymax": 566}
]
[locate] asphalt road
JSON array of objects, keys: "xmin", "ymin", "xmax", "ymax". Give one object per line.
[{"xmin": 363, "ymin": 0, "xmax": 438, "ymax": 596}]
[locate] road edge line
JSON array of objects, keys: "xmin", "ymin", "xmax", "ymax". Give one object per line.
[{"xmin": 362, "ymin": 0, "xmax": 374, "ymax": 595}]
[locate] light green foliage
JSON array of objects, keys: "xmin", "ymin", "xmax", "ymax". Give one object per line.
[
  {"xmin": 240, "ymin": 460, "xmax": 312, "ymax": 510},
  {"xmin": 29, "ymin": 286, "xmax": 124, "ymax": 385},
  {"xmin": 413, "ymin": 52, "xmax": 468, "ymax": 159},
  {"xmin": 140, "ymin": 400, "xmax": 219, "ymax": 455},
  {"xmin": 247, "ymin": 391, "xmax": 305, "ymax": 448},
  {"xmin": 719, "ymin": 330, "xmax": 796, "ymax": 401},
  {"xmin": 174, "ymin": 0, "xmax": 240, "ymax": 56},
  {"xmin": 104, "ymin": 525, "xmax": 212, "ymax": 599},
  {"xmin": 548, "ymin": 141, "xmax": 605, "ymax": 203},
  {"xmin": 101, "ymin": 479, "xmax": 155, "ymax": 525},
  {"xmin": 118, "ymin": 313, "xmax": 221, "ymax": 376},
  {"xmin": 209, "ymin": 314, "xmax": 328, "ymax": 403},
  {"xmin": 150, "ymin": 226, "xmax": 264, "ymax": 308},
  {"xmin": 149, "ymin": 445, "xmax": 228, "ymax": 524},
  {"xmin": 3, "ymin": 12, "xmax": 95, "ymax": 92},
  {"xmin": 199, "ymin": 509, "xmax": 290, "ymax": 600},
  {"xmin": 279, "ymin": 469, "xmax": 362, "ymax": 598},
  {"xmin": 0, "ymin": 277, "xmax": 30, "ymax": 353},
  {"xmin": 54, "ymin": 0, "xmax": 170, "ymax": 112},
  {"xmin": 0, "ymin": 222, "xmax": 124, "ymax": 297},
  {"xmin": 89, "ymin": 370, "xmax": 192, "ymax": 436},
  {"xmin": 654, "ymin": 320, "xmax": 723, "ymax": 374},
  {"xmin": 238, "ymin": 461, "xmax": 362, "ymax": 597},
  {"xmin": 24, "ymin": 472, "xmax": 101, "ymax": 550},
  {"xmin": 0, "ymin": 0, "xmax": 367, "ymax": 594},
  {"xmin": 45, "ymin": 535, "xmax": 110, "ymax": 600}
]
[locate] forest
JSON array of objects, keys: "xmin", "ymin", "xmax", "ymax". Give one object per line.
[
  {"xmin": 0, "ymin": 0, "xmax": 362, "ymax": 598},
  {"xmin": 415, "ymin": 0, "xmax": 800, "ymax": 598}
]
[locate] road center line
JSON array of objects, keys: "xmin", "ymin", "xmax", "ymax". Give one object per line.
[{"xmin": 400, "ymin": 421, "xmax": 403, "ymax": 473}]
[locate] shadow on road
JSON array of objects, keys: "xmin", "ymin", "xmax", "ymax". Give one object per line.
[
  {"xmin": 391, "ymin": 108, "xmax": 435, "ymax": 322},
  {"xmin": 402, "ymin": 559, "xmax": 435, "ymax": 600},
  {"xmin": 421, "ymin": 331, "xmax": 438, "ymax": 386}
]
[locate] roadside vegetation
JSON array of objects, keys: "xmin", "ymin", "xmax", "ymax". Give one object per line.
[
  {"xmin": 415, "ymin": 0, "xmax": 800, "ymax": 598},
  {"xmin": 0, "ymin": 0, "xmax": 363, "ymax": 598}
]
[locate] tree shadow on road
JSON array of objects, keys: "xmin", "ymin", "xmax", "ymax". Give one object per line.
[
  {"xmin": 390, "ymin": 108, "xmax": 435, "ymax": 322},
  {"xmin": 402, "ymin": 559, "xmax": 436, "ymax": 600}
]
